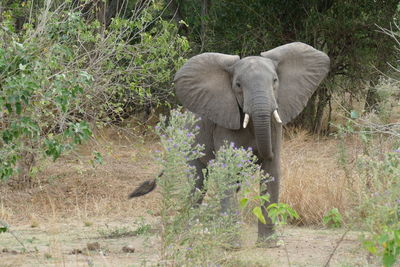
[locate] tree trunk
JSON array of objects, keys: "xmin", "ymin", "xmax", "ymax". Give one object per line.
[
  {"xmin": 96, "ymin": 0, "xmax": 106, "ymax": 35},
  {"xmin": 313, "ymin": 85, "xmax": 330, "ymax": 135},
  {"xmin": 0, "ymin": 4, "xmax": 3, "ymax": 23},
  {"xmin": 200, "ymin": 0, "xmax": 211, "ymax": 51}
]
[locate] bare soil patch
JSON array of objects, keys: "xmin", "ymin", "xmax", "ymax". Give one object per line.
[{"xmin": 0, "ymin": 221, "xmax": 373, "ymax": 266}]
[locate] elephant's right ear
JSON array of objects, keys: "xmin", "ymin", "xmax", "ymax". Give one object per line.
[{"xmin": 174, "ymin": 53, "xmax": 241, "ymax": 130}]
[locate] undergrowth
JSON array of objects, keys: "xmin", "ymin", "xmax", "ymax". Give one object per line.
[
  {"xmin": 0, "ymin": 1, "xmax": 188, "ymax": 183},
  {"xmin": 154, "ymin": 108, "xmax": 297, "ymax": 265},
  {"xmin": 336, "ymin": 76, "xmax": 400, "ymax": 267}
]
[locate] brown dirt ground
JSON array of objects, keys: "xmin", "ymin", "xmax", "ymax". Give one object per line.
[{"xmin": 0, "ymin": 128, "xmax": 381, "ymax": 266}]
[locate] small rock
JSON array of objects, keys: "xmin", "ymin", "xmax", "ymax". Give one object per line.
[
  {"xmin": 122, "ymin": 245, "xmax": 135, "ymax": 253},
  {"xmin": 2, "ymin": 248, "xmax": 8, "ymax": 253},
  {"xmin": 87, "ymin": 242, "xmax": 100, "ymax": 251},
  {"xmin": 10, "ymin": 250, "xmax": 18, "ymax": 255},
  {"xmin": 71, "ymin": 248, "xmax": 83, "ymax": 255}
]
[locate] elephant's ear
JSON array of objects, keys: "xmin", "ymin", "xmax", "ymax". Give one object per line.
[
  {"xmin": 261, "ymin": 42, "xmax": 330, "ymax": 124},
  {"xmin": 174, "ymin": 53, "xmax": 241, "ymax": 129}
]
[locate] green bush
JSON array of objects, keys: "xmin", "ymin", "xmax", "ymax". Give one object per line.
[
  {"xmin": 0, "ymin": 1, "xmax": 189, "ymax": 183},
  {"xmin": 0, "ymin": 21, "xmax": 93, "ymax": 181},
  {"xmin": 322, "ymin": 208, "xmax": 343, "ymax": 228},
  {"xmin": 156, "ymin": 109, "xmax": 255, "ymax": 264},
  {"xmin": 94, "ymin": 7, "xmax": 189, "ymax": 121},
  {"xmin": 337, "ymin": 89, "xmax": 399, "ymax": 266},
  {"xmin": 357, "ymin": 150, "xmax": 400, "ymax": 267}
]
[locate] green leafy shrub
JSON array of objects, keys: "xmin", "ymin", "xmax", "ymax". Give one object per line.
[
  {"xmin": 91, "ymin": 7, "xmax": 189, "ymax": 121},
  {"xmin": 337, "ymin": 88, "xmax": 399, "ymax": 266},
  {"xmin": 0, "ymin": 24, "xmax": 93, "ymax": 181},
  {"xmin": 363, "ymin": 227, "xmax": 400, "ymax": 267},
  {"xmin": 322, "ymin": 208, "xmax": 343, "ymax": 228},
  {"xmin": 356, "ymin": 150, "xmax": 400, "ymax": 267},
  {"xmin": 0, "ymin": 1, "xmax": 189, "ymax": 183},
  {"xmin": 156, "ymin": 109, "xmax": 253, "ymax": 263},
  {"xmin": 266, "ymin": 203, "xmax": 299, "ymax": 227},
  {"xmin": 155, "ymin": 109, "xmax": 206, "ymax": 264}
]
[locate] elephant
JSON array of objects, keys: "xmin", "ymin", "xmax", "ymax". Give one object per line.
[{"xmin": 130, "ymin": 42, "xmax": 330, "ymax": 246}]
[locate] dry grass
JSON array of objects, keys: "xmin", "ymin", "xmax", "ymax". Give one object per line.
[
  {"xmin": 0, "ymin": 127, "xmax": 162, "ymax": 226},
  {"xmin": 280, "ymin": 126, "xmax": 396, "ymax": 226},
  {"xmin": 0, "ymin": 125, "xmax": 373, "ymax": 227},
  {"xmin": 281, "ymin": 128, "xmax": 352, "ymax": 225},
  {"xmin": 235, "ymin": 127, "xmax": 362, "ymax": 226}
]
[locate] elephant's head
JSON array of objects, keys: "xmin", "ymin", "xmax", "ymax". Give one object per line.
[{"xmin": 174, "ymin": 42, "xmax": 330, "ymax": 160}]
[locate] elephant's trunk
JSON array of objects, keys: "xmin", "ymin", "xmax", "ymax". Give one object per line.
[{"xmin": 252, "ymin": 98, "xmax": 274, "ymax": 160}]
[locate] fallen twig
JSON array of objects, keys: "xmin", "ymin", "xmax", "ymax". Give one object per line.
[{"xmin": 324, "ymin": 229, "xmax": 350, "ymax": 267}]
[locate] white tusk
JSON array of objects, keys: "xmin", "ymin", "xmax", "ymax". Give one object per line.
[
  {"xmin": 243, "ymin": 113, "xmax": 250, "ymax": 128},
  {"xmin": 273, "ymin": 110, "xmax": 282, "ymax": 124}
]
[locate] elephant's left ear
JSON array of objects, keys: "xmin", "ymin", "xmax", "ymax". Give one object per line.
[{"xmin": 261, "ymin": 42, "xmax": 330, "ymax": 124}]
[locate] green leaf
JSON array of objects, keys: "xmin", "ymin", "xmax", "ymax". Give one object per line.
[
  {"xmin": 322, "ymin": 208, "xmax": 343, "ymax": 228},
  {"xmin": 0, "ymin": 226, "xmax": 7, "ymax": 233},
  {"xmin": 5, "ymin": 103, "xmax": 12, "ymax": 113},
  {"xmin": 15, "ymin": 102, "xmax": 22, "ymax": 115},
  {"xmin": 240, "ymin": 198, "xmax": 248, "ymax": 208},
  {"xmin": 383, "ymin": 253, "xmax": 395, "ymax": 267},
  {"xmin": 379, "ymin": 234, "xmax": 389, "ymax": 244},
  {"xmin": 363, "ymin": 240, "xmax": 377, "ymax": 254},
  {"xmin": 350, "ymin": 110, "xmax": 359, "ymax": 119},
  {"xmin": 266, "ymin": 203, "xmax": 277, "ymax": 210},
  {"xmin": 289, "ymin": 208, "xmax": 300, "ymax": 219},
  {"xmin": 92, "ymin": 151, "xmax": 103, "ymax": 165},
  {"xmin": 252, "ymin": 206, "xmax": 266, "ymax": 224}
]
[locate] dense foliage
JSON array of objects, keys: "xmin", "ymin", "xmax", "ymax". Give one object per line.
[
  {"xmin": 0, "ymin": 1, "xmax": 188, "ymax": 182},
  {"xmin": 172, "ymin": 0, "xmax": 399, "ymax": 132},
  {"xmin": 337, "ymin": 111, "xmax": 400, "ymax": 267},
  {"xmin": 2, "ymin": 0, "xmax": 399, "ymax": 131}
]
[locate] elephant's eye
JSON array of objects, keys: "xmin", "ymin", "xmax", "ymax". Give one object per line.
[
  {"xmin": 236, "ymin": 82, "xmax": 241, "ymax": 88},
  {"xmin": 273, "ymin": 77, "xmax": 278, "ymax": 83}
]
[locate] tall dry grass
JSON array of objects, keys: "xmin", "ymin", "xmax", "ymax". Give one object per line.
[
  {"xmin": 0, "ymin": 125, "xmax": 379, "ymax": 227},
  {"xmin": 0, "ymin": 127, "xmax": 162, "ymax": 226},
  {"xmin": 280, "ymin": 128, "xmax": 361, "ymax": 225}
]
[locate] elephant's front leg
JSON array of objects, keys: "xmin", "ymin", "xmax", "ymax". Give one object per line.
[
  {"xmin": 257, "ymin": 159, "xmax": 280, "ymax": 246},
  {"xmin": 219, "ymin": 180, "xmax": 242, "ymax": 249},
  {"xmin": 257, "ymin": 123, "xmax": 282, "ymax": 247},
  {"xmin": 189, "ymin": 159, "xmax": 207, "ymax": 206}
]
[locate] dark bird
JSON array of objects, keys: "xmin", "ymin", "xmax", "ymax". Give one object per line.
[{"xmin": 128, "ymin": 179, "xmax": 157, "ymax": 198}]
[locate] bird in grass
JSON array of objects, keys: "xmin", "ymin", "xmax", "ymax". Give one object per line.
[{"xmin": 128, "ymin": 179, "xmax": 157, "ymax": 198}]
